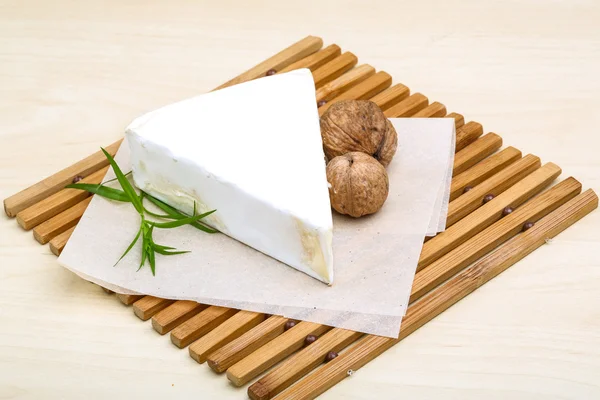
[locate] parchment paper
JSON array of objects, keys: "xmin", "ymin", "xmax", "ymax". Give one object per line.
[
  {"xmin": 58, "ymin": 118, "xmax": 454, "ymax": 338},
  {"xmin": 426, "ymin": 125, "xmax": 456, "ymax": 236}
]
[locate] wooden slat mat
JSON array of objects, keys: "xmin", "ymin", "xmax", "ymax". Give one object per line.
[{"xmin": 4, "ymin": 35, "xmax": 597, "ymax": 400}]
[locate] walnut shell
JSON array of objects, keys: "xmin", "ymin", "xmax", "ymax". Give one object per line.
[
  {"xmin": 326, "ymin": 152, "xmax": 389, "ymax": 218},
  {"xmin": 320, "ymin": 100, "xmax": 398, "ymax": 167}
]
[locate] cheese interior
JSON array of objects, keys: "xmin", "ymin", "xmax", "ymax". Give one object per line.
[{"xmin": 125, "ymin": 69, "xmax": 334, "ymax": 284}]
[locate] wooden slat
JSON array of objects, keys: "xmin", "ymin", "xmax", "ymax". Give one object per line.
[
  {"xmin": 368, "ymin": 84, "xmax": 410, "ymax": 111},
  {"xmin": 383, "ymin": 93, "xmax": 429, "ymax": 117},
  {"xmin": 4, "ymin": 140, "xmax": 121, "ymax": 217},
  {"xmin": 315, "ymin": 64, "xmax": 375, "ymax": 103},
  {"xmin": 151, "ymin": 300, "xmax": 206, "ymax": 335},
  {"xmin": 116, "ymin": 294, "xmax": 144, "ymax": 306},
  {"xmin": 32, "ymin": 196, "xmax": 92, "ymax": 244},
  {"xmin": 207, "ymin": 316, "xmax": 289, "ymax": 374},
  {"xmin": 312, "ymin": 52, "xmax": 358, "ymax": 88},
  {"xmin": 453, "ymin": 133, "xmax": 502, "ymax": 176},
  {"xmin": 456, "ymin": 121, "xmax": 484, "ymax": 151},
  {"xmin": 16, "ymin": 166, "xmax": 109, "ymax": 230},
  {"xmin": 447, "ymin": 112, "xmax": 465, "ymax": 128},
  {"xmin": 318, "ymin": 71, "xmax": 392, "ymax": 115},
  {"xmin": 227, "ymin": 322, "xmax": 331, "ymax": 387},
  {"xmin": 214, "ymin": 36, "xmax": 323, "ymax": 90},
  {"xmin": 48, "ymin": 226, "xmax": 74, "ymax": 256},
  {"xmin": 170, "ymin": 306, "xmax": 238, "ymax": 349},
  {"xmin": 217, "ymin": 158, "xmax": 554, "ymax": 385},
  {"xmin": 249, "ymin": 329, "xmax": 362, "ymax": 400},
  {"xmin": 188, "ymin": 311, "xmax": 266, "ymax": 364},
  {"xmin": 4, "ymin": 36, "xmax": 325, "ymax": 221},
  {"xmin": 101, "ymin": 287, "xmax": 114, "ymax": 294},
  {"xmin": 6, "ymin": 39, "xmax": 597, "ymax": 400},
  {"xmin": 280, "ymin": 44, "xmax": 341, "ymax": 73},
  {"xmin": 277, "ymin": 190, "xmax": 598, "ymax": 400},
  {"xmin": 447, "ymin": 155, "xmax": 541, "ymax": 227},
  {"xmin": 132, "ymin": 296, "xmax": 175, "ymax": 321},
  {"xmin": 450, "ymin": 147, "xmax": 522, "ymax": 201},
  {"xmin": 236, "ymin": 163, "xmax": 560, "ymax": 392},
  {"xmin": 412, "ymin": 177, "xmax": 581, "ymax": 301},
  {"xmin": 412, "ymin": 101, "xmax": 447, "ymax": 118},
  {"xmin": 418, "ymin": 162, "xmax": 561, "ymax": 270}
]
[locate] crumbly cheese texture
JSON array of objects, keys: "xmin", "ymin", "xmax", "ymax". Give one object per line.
[{"xmin": 125, "ymin": 69, "xmax": 334, "ymax": 284}]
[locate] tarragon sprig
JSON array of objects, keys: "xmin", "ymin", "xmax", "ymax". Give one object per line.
[{"xmin": 66, "ymin": 147, "xmax": 216, "ymax": 275}]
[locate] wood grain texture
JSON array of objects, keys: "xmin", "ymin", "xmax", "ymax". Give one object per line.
[
  {"xmin": 277, "ymin": 189, "xmax": 598, "ymax": 400},
  {"xmin": 132, "ymin": 296, "xmax": 175, "ymax": 321},
  {"xmin": 214, "ymin": 36, "xmax": 323, "ymax": 90},
  {"xmin": 227, "ymin": 322, "xmax": 331, "ymax": 387},
  {"xmin": 455, "ymin": 121, "xmax": 484, "ymax": 151},
  {"xmin": 207, "ymin": 316, "xmax": 289, "ymax": 374},
  {"xmin": 383, "ymin": 93, "xmax": 429, "ymax": 117},
  {"xmin": 1, "ymin": 5, "xmax": 599, "ymax": 400},
  {"xmin": 452, "ymin": 133, "xmax": 502, "ymax": 176},
  {"xmin": 151, "ymin": 300, "xmax": 206, "ymax": 335},
  {"xmin": 412, "ymin": 101, "xmax": 447, "ymax": 118},
  {"xmin": 116, "ymin": 294, "xmax": 144, "ymax": 306},
  {"xmin": 312, "ymin": 52, "xmax": 358, "ymax": 88},
  {"xmin": 48, "ymin": 226, "xmax": 75, "ymax": 256},
  {"xmin": 412, "ymin": 177, "xmax": 582, "ymax": 301},
  {"xmin": 450, "ymin": 146, "xmax": 522, "ymax": 201},
  {"xmin": 188, "ymin": 311, "xmax": 265, "ymax": 364},
  {"xmin": 3, "ymin": 141, "xmax": 121, "ymax": 217},
  {"xmin": 446, "ymin": 112, "xmax": 465, "ymax": 128},
  {"xmin": 369, "ymin": 84, "xmax": 410, "ymax": 111},
  {"xmin": 32, "ymin": 196, "xmax": 92, "ymax": 244},
  {"xmin": 315, "ymin": 64, "xmax": 375, "ymax": 102},
  {"xmin": 418, "ymin": 162, "xmax": 561, "ymax": 270},
  {"xmin": 279, "ymin": 44, "xmax": 341, "ymax": 73},
  {"xmin": 248, "ymin": 328, "xmax": 363, "ymax": 400},
  {"xmin": 238, "ymin": 159, "xmax": 564, "ymax": 375},
  {"xmin": 16, "ymin": 166, "xmax": 108, "ymax": 230},
  {"xmin": 447, "ymin": 154, "xmax": 542, "ymax": 226},
  {"xmin": 318, "ymin": 71, "xmax": 392, "ymax": 115},
  {"xmin": 170, "ymin": 306, "xmax": 238, "ymax": 349}
]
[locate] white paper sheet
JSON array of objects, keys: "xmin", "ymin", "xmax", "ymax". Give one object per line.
[
  {"xmin": 58, "ymin": 118, "xmax": 454, "ymax": 338},
  {"xmin": 426, "ymin": 124, "xmax": 456, "ymax": 236}
]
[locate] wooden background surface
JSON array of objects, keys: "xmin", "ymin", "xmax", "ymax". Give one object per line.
[{"xmin": 1, "ymin": 0, "xmax": 599, "ymax": 398}]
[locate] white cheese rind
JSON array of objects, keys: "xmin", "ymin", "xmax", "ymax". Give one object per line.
[{"xmin": 125, "ymin": 69, "xmax": 334, "ymax": 284}]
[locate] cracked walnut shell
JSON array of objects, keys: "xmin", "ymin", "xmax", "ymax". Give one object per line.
[
  {"xmin": 320, "ymin": 100, "xmax": 398, "ymax": 167},
  {"xmin": 326, "ymin": 152, "xmax": 389, "ymax": 217}
]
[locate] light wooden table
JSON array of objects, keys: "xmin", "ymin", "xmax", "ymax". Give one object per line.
[{"xmin": 1, "ymin": 1, "xmax": 599, "ymax": 399}]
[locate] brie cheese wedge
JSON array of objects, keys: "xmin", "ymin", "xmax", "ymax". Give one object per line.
[{"xmin": 125, "ymin": 69, "xmax": 334, "ymax": 284}]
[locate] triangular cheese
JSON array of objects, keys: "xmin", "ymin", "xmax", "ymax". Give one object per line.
[{"xmin": 125, "ymin": 69, "xmax": 334, "ymax": 284}]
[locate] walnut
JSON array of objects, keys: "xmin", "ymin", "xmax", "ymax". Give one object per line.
[
  {"xmin": 326, "ymin": 152, "xmax": 389, "ymax": 217},
  {"xmin": 320, "ymin": 100, "xmax": 398, "ymax": 167}
]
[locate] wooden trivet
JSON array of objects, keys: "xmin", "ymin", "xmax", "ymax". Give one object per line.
[{"xmin": 4, "ymin": 35, "xmax": 597, "ymax": 400}]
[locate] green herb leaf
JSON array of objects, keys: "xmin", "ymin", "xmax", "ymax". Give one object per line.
[
  {"xmin": 151, "ymin": 210, "xmax": 216, "ymax": 229},
  {"xmin": 144, "ymin": 195, "xmax": 218, "ymax": 233},
  {"xmin": 152, "ymin": 245, "xmax": 190, "ymax": 256},
  {"xmin": 152, "ymin": 243, "xmax": 176, "ymax": 251},
  {"xmin": 100, "ymin": 171, "xmax": 132, "ymax": 187},
  {"xmin": 152, "ymin": 242, "xmax": 188, "ymax": 255},
  {"xmin": 143, "ymin": 207, "xmax": 176, "ymax": 219},
  {"xmin": 66, "ymin": 183, "xmax": 132, "ymax": 202},
  {"xmin": 101, "ymin": 147, "xmax": 143, "ymax": 213},
  {"xmin": 144, "ymin": 195, "xmax": 185, "ymax": 218},
  {"xmin": 138, "ymin": 246, "xmax": 148, "ymax": 271},
  {"xmin": 114, "ymin": 226, "xmax": 142, "ymax": 266},
  {"xmin": 189, "ymin": 222, "xmax": 218, "ymax": 234},
  {"xmin": 85, "ymin": 150, "xmax": 218, "ymax": 275},
  {"xmin": 148, "ymin": 246, "xmax": 156, "ymax": 276}
]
